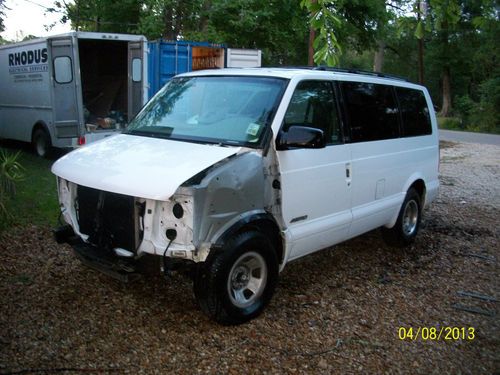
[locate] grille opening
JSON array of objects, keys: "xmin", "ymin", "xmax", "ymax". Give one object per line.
[{"xmin": 76, "ymin": 185, "xmax": 136, "ymax": 253}]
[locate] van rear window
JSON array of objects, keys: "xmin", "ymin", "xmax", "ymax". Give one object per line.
[{"xmin": 396, "ymin": 87, "xmax": 432, "ymax": 137}]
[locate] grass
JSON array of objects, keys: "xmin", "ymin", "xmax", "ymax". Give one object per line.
[{"xmin": 0, "ymin": 141, "xmax": 60, "ymax": 231}]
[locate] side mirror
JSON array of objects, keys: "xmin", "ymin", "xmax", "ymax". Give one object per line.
[{"xmin": 276, "ymin": 125, "xmax": 326, "ymax": 150}]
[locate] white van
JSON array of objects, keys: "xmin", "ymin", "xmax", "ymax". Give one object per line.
[{"xmin": 52, "ymin": 68, "xmax": 439, "ymax": 324}]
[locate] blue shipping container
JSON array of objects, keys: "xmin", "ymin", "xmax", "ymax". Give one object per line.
[{"xmin": 147, "ymin": 40, "xmax": 225, "ymax": 99}]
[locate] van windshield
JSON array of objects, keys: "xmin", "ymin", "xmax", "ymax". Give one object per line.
[{"xmin": 126, "ymin": 76, "xmax": 287, "ymax": 147}]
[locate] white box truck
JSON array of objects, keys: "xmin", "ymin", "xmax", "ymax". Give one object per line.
[{"xmin": 0, "ymin": 31, "xmax": 147, "ymax": 156}]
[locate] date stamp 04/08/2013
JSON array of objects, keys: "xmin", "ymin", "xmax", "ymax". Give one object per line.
[{"xmin": 398, "ymin": 327, "xmax": 475, "ymax": 341}]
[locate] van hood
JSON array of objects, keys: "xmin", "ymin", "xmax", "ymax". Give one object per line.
[{"xmin": 51, "ymin": 134, "xmax": 241, "ymax": 200}]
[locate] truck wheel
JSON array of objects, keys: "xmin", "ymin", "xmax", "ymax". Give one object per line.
[
  {"xmin": 382, "ymin": 187, "xmax": 422, "ymax": 247},
  {"xmin": 32, "ymin": 128, "xmax": 52, "ymax": 158},
  {"xmin": 194, "ymin": 231, "xmax": 279, "ymax": 325}
]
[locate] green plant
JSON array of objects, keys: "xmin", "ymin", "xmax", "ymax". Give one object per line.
[
  {"xmin": 469, "ymin": 77, "xmax": 500, "ymax": 134},
  {"xmin": 451, "ymin": 78, "xmax": 500, "ymax": 134},
  {"xmin": 0, "ymin": 149, "xmax": 24, "ymax": 220},
  {"xmin": 437, "ymin": 116, "xmax": 463, "ymax": 130}
]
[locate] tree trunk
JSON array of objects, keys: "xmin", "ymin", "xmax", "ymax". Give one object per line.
[
  {"xmin": 200, "ymin": 1, "xmax": 212, "ymax": 34},
  {"xmin": 417, "ymin": 37, "xmax": 424, "ymax": 84},
  {"xmin": 307, "ymin": 0, "xmax": 317, "ymax": 66},
  {"xmin": 439, "ymin": 66, "xmax": 452, "ymax": 117},
  {"xmin": 308, "ymin": 27, "xmax": 315, "ymax": 66},
  {"xmin": 416, "ymin": 5, "xmax": 424, "ymax": 84},
  {"xmin": 373, "ymin": 40, "xmax": 385, "ymax": 72},
  {"xmin": 94, "ymin": 16, "xmax": 100, "ymax": 32},
  {"xmin": 163, "ymin": 8, "xmax": 174, "ymax": 40},
  {"xmin": 438, "ymin": 19, "xmax": 451, "ymax": 117}
]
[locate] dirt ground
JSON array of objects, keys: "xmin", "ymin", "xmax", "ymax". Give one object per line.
[{"xmin": 0, "ymin": 141, "xmax": 498, "ymax": 374}]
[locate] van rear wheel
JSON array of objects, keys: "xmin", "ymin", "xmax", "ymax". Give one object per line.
[
  {"xmin": 382, "ymin": 188, "xmax": 422, "ymax": 247},
  {"xmin": 193, "ymin": 231, "xmax": 278, "ymax": 325},
  {"xmin": 32, "ymin": 128, "xmax": 52, "ymax": 158}
]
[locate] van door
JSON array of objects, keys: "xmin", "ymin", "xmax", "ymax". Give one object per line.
[
  {"xmin": 340, "ymin": 81, "xmax": 404, "ymax": 238},
  {"xmin": 128, "ymin": 42, "xmax": 144, "ymax": 120},
  {"xmin": 277, "ymin": 80, "xmax": 352, "ymax": 260},
  {"xmin": 49, "ymin": 37, "xmax": 80, "ymax": 138}
]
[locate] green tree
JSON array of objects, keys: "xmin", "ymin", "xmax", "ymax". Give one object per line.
[
  {"xmin": 53, "ymin": 0, "xmax": 308, "ymax": 65},
  {"xmin": 52, "ymin": 0, "xmax": 141, "ymax": 33},
  {"xmin": 205, "ymin": 0, "xmax": 309, "ymax": 65},
  {"xmin": 138, "ymin": 0, "xmax": 205, "ymax": 40},
  {"xmin": 300, "ymin": 0, "xmax": 391, "ymax": 66},
  {"xmin": 399, "ymin": 0, "xmax": 497, "ymax": 117},
  {"xmin": 0, "ymin": 0, "xmax": 6, "ymax": 33}
]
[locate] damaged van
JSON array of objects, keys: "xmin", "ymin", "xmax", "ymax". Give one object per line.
[{"xmin": 52, "ymin": 68, "xmax": 439, "ymax": 324}]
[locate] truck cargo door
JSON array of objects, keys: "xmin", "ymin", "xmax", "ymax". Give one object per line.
[
  {"xmin": 128, "ymin": 42, "xmax": 144, "ymax": 120},
  {"xmin": 49, "ymin": 37, "xmax": 80, "ymax": 138}
]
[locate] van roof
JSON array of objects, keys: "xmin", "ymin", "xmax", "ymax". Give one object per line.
[{"xmin": 178, "ymin": 67, "xmax": 424, "ymax": 89}]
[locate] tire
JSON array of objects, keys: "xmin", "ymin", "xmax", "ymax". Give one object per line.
[
  {"xmin": 193, "ymin": 230, "xmax": 279, "ymax": 325},
  {"xmin": 32, "ymin": 128, "xmax": 52, "ymax": 158},
  {"xmin": 382, "ymin": 187, "xmax": 422, "ymax": 247}
]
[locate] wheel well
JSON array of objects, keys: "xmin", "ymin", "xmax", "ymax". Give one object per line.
[
  {"xmin": 409, "ymin": 179, "xmax": 426, "ymax": 204},
  {"xmin": 32, "ymin": 122, "xmax": 50, "ymax": 141},
  {"xmin": 231, "ymin": 219, "xmax": 284, "ymax": 266}
]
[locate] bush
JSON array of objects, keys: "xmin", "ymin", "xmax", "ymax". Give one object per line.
[
  {"xmin": 468, "ymin": 78, "xmax": 500, "ymax": 134},
  {"xmin": 0, "ymin": 149, "xmax": 24, "ymax": 224},
  {"xmin": 438, "ymin": 117, "xmax": 463, "ymax": 131},
  {"xmin": 453, "ymin": 78, "xmax": 500, "ymax": 134}
]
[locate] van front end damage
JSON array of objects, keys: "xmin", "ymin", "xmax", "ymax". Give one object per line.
[
  {"xmin": 54, "ymin": 178, "xmax": 198, "ymax": 280},
  {"xmin": 54, "ymin": 150, "xmax": 283, "ymax": 280}
]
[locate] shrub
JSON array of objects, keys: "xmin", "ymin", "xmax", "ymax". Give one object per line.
[
  {"xmin": 453, "ymin": 78, "xmax": 500, "ymax": 134},
  {"xmin": 0, "ymin": 149, "xmax": 24, "ymax": 222},
  {"xmin": 469, "ymin": 78, "xmax": 500, "ymax": 134},
  {"xmin": 438, "ymin": 117, "xmax": 463, "ymax": 130}
]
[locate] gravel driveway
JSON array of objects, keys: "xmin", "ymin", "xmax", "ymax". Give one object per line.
[{"xmin": 1, "ymin": 141, "xmax": 498, "ymax": 374}]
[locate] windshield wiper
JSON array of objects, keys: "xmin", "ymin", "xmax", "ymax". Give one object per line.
[{"xmin": 126, "ymin": 128, "xmax": 173, "ymax": 139}]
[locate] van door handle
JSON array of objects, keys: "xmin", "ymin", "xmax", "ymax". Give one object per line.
[{"xmin": 345, "ymin": 163, "xmax": 352, "ymax": 186}]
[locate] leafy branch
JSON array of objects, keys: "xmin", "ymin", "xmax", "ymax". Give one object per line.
[{"xmin": 301, "ymin": 0, "xmax": 342, "ymax": 66}]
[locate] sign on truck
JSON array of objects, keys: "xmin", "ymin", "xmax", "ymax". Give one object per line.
[{"xmin": 0, "ymin": 31, "xmax": 147, "ymax": 156}]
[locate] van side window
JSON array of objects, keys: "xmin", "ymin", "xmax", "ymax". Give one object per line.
[
  {"xmin": 396, "ymin": 87, "xmax": 432, "ymax": 136},
  {"xmin": 341, "ymin": 82, "xmax": 399, "ymax": 142},
  {"xmin": 284, "ymin": 80, "xmax": 341, "ymax": 144}
]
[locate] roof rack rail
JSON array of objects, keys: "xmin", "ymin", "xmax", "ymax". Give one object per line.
[
  {"xmin": 268, "ymin": 66, "xmax": 409, "ymax": 82},
  {"xmin": 312, "ymin": 66, "xmax": 409, "ymax": 82}
]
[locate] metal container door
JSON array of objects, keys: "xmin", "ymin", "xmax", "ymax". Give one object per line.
[
  {"xmin": 49, "ymin": 37, "xmax": 80, "ymax": 138},
  {"xmin": 128, "ymin": 42, "xmax": 144, "ymax": 120}
]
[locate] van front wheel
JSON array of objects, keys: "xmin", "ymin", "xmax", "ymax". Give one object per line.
[
  {"xmin": 382, "ymin": 188, "xmax": 422, "ymax": 247},
  {"xmin": 193, "ymin": 231, "xmax": 278, "ymax": 325}
]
